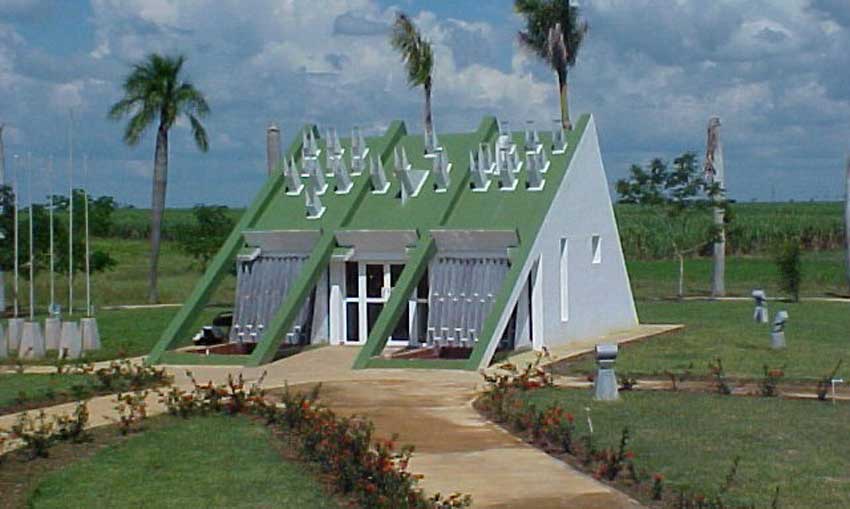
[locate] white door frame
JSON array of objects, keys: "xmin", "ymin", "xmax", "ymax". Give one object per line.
[{"xmin": 341, "ymin": 261, "xmax": 410, "ymax": 345}]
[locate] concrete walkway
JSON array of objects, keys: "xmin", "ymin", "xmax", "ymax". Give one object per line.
[{"xmin": 0, "ymin": 326, "xmax": 671, "ymax": 508}]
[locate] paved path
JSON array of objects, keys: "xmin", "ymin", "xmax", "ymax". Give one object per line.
[{"xmin": 1, "ymin": 326, "xmax": 671, "ymax": 508}]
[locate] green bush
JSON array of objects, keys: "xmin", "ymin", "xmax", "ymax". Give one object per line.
[{"xmin": 775, "ymin": 240, "xmax": 803, "ymax": 301}]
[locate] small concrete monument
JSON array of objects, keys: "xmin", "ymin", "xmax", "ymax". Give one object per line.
[
  {"xmin": 593, "ymin": 343, "xmax": 620, "ymax": 401},
  {"xmin": 6, "ymin": 318, "xmax": 24, "ymax": 352},
  {"xmin": 81, "ymin": 317, "xmax": 101, "ymax": 351},
  {"xmin": 45, "ymin": 313, "xmax": 62, "ymax": 351},
  {"xmin": 771, "ymin": 310, "xmax": 788, "ymax": 349},
  {"xmin": 19, "ymin": 321, "xmax": 45, "ymax": 359},
  {"xmin": 0, "ymin": 323, "xmax": 6, "ymax": 359},
  {"xmin": 752, "ymin": 289, "xmax": 768, "ymax": 323},
  {"xmin": 59, "ymin": 320, "xmax": 83, "ymax": 360}
]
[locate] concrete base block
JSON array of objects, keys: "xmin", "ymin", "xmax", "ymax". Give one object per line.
[
  {"xmin": 19, "ymin": 322, "xmax": 46, "ymax": 359},
  {"xmin": 45, "ymin": 317, "xmax": 62, "ymax": 350},
  {"xmin": 6, "ymin": 318, "xmax": 24, "ymax": 352},
  {"xmin": 59, "ymin": 321, "xmax": 82, "ymax": 360},
  {"xmin": 81, "ymin": 317, "xmax": 101, "ymax": 351},
  {"xmin": 593, "ymin": 367, "xmax": 620, "ymax": 401},
  {"xmin": 771, "ymin": 331, "xmax": 786, "ymax": 349},
  {"xmin": 0, "ymin": 323, "xmax": 6, "ymax": 359}
]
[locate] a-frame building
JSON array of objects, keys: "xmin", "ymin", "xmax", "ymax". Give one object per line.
[{"xmin": 148, "ymin": 113, "xmax": 638, "ymax": 369}]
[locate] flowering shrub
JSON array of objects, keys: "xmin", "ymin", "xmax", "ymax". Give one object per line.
[
  {"xmin": 110, "ymin": 391, "xmax": 148, "ymax": 435},
  {"xmin": 759, "ymin": 365, "xmax": 785, "ymax": 397},
  {"xmin": 159, "ymin": 371, "xmax": 267, "ymax": 417},
  {"xmin": 478, "ymin": 354, "xmax": 553, "ymax": 422},
  {"xmin": 7, "ymin": 402, "xmax": 90, "ymax": 459},
  {"xmin": 708, "ymin": 358, "xmax": 732, "ymax": 395},
  {"xmin": 591, "ymin": 427, "xmax": 637, "ymax": 482},
  {"xmin": 93, "ymin": 360, "xmax": 170, "ymax": 392},
  {"xmin": 540, "ymin": 405, "xmax": 576, "ymax": 454},
  {"xmin": 652, "ymin": 473, "xmax": 664, "ymax": 500}
]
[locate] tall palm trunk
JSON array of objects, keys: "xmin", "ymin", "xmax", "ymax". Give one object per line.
[
  {"xmin": 845, "ymin": 156, "xmax": 850, "ymax": 295},
  {"xmin": 423, "ymin": 77, "xmax": 434, "ymax": 152},
  {"xmin": 557, "ymin": 69, "xmax": 571, "ymax": 131},
  {"xmin": 148, "ymin": 122, "xmax": 168, "ymax": 303}
]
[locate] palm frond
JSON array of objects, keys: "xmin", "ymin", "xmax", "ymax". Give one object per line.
[
  {"xmin": 390, "ymin": 12, "xmax": 433, "ymax": 87},
  {"xmin": 188, "ymin": 114, "xmax": 209, "ymax": 152}
]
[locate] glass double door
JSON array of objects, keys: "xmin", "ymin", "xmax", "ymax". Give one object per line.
[{"xmin": 344, "ymin": 262, "xmax": 409, "ymax": 344}]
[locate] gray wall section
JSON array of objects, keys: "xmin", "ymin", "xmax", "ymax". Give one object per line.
[{"xmin": 534, "ymin": 115, "xmax": 638, "ymax": 345}]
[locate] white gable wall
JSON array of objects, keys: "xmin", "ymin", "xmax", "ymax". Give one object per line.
[{"xmin": 531, "ymin": 115, "xmax": 638, "ymax": 347}]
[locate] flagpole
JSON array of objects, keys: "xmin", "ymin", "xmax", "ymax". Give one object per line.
[
  {"xmin": 27, "ymin": 152, "xmax": 34, "ymax": 322},
  {"xmin": 83, "ymin": 154, "xmax": 91, "ymax": 317},
  {"xmin": 48, "ymin": 156, "xmax": 55, "ymax": 311},
  {"xmin": 12, "ymin": 153, "xmax": 19, "ymax": 318},
  {"xmin": 68, "ymin": 110, "xmax": 74, "ymax": 316}
]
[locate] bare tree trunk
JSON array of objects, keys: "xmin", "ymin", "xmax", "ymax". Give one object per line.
[
  {"xmin": 677, "ymin": 253, "xmax": 685, "ymax": 300},
  {"xmin": 0, "ymin": 123, "xmax": 5, "ymax": 313},
  {"xmin": 423, "ymin": 77, "xmax": 434, "ymax": 152},
  {"xmin": 558, "ymin": 69, "xmax": 572, "ymax": 131},
  {"xmin": 845, "ymin": 156, "xmax": 850, "ymax": 295},
  {"xmin": 711, "ymin": 206, "xmax": 726, "ymax": 297},
  {"xmin": 148, "ymin": 123, "xmax": 168, "ymax": 304}
]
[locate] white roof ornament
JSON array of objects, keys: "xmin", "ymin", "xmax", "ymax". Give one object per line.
[
  {"xmin": 283, "ymin": 155, "xmax": 303, "ymax": 195},
  {"xmin": 327, "ymin": 127, "xmax": 344, "ymax": 157},
  {"xmin": 498, "ymin": 145, "xmax": 517, "ymax": 191},
  {"xmin": 332, "ymin": 154, "xmax": 353, "ymax": 194},
  {"xmin": 496, "ymin": 123, "xmax": 523, "ymax": 173},
  {"xmin": 469, "ymin": 151, "xmax": 490, "ymax": 192},
  {"xmin": 526, "ymin": 150, "xmax": 544, "ymax": 190},
  {"xmin": 305, "ymin": 156, "xmax": 327, "ymax": 195},
  {"xmin": 305, "ymin": 183, "xmax": 325, "ymax": 219},
  {"xmin": 524, "ymin": 121, "xmax": 539, "ymax": 151},
  {"xmin": 350, "ymin": 127, "xmax": 369, "ymax": 175},
  {"xmin": 394, "ymin": 147, "xmax": 427, "ymax": 203},
  {"xmin": 369, "ymin": 155, "xmax": 389, "ymax": 194},
  {"xmin": 303, "ymin": 129, "xmax": 320, "ymax": 159},
  {"xmin": 424, "ymin": 124, "xmax": 442, "ymax": 156},
  {"xmin": 432, "ymin": 150, "xmax": 451, "ymax": 192},
  {"xmin": 551, "ymin": 119, "xmax": 567, "ymax": 154},
  {"xmin": 478, "ymin": 143, "xmax": 495, "ymax": 174}
]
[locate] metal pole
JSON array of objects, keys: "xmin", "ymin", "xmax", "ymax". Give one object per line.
[
  {"xmin": 27, "ymin": 152, "xmax": 34, "ymax": 322},
  {"xmin": 68, "ymin": 110, "xmax": 74, "ymax": 315},
  {"xmin": 83, "ymin": 154, "xmax": 91, "ymax": 317},
  {"xmin": 48, "ymin": 156, "xmax": 55, "ymax": 311},
  {"xmin": 13, "ymin": 153, "xmax": 19, "ymax": 318}
]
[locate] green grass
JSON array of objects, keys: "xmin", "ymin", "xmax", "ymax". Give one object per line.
[
  {"xmin": 28, "ymin": 415, "xmax": 341, "ymax": 509},
  {"xmin": 520, "ymin": 388, "xmax": 850, "ymax": 509},
  {"xmin": 627, "ymin": 250, "xmax": 847, "ymax": 299},
  {"xmin": 559, "ymin": 300, "xmax": 850, "ymax": 380},
  {"xmin": 0, "ymin": 373, "xmax": 92, "ymax": 410}
]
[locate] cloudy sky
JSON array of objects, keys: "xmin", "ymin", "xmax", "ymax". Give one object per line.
[{"xmin": 1, "ymin": 0, "xmax": 849, "ymax": 207}]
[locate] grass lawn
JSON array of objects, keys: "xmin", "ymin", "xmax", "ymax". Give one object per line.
[
  {"xmin": 627, "ymin": 250, "xmax": 847, "ymax": 299},
  {"xmin": 521, "ymin": 388, "xmax": 850, "ymax": 509},
  {"xmin": 0, "ymin": 373, "xmax": 92, "ymax": 413},
  {"xmin": 556, "ymin": 300, "xmax": 850, "ymax": 381},
  {"xmin": 27, "ymin": 415, "xmax": 341, "ymax": 509}
]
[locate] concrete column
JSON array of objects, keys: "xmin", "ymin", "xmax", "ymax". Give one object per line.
[
  {"xmin": 44, "ymin": 316, "xmax": 62, "ymax": 350},
  {"xmin": 6, "ymin": 317, "xmax": 24, "ymax": 352},
  {"xmin": 0, "ymin": 323, "xmax": 6, "ymax": 359},
  {"xmin": 81, "ymin": 317, "xmax": 101, "ymax": 350},
  {"xmin": 59, "ymin": 320, "xmax": 82, "ymax": 359},
  {"xmin": 267, "ymin": 123, "xmax": 281, "ymax": 177},
  {"xmin": 19, "ymin": 321, "xmax": 45, "ymax": 359}
]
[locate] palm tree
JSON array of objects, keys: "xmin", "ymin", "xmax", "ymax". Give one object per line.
[
  {"xmin": 109, "ymin": 54, "xmax": 209, "ymax": 303},
  {"xmin": 515, "ymin": 0, "xmax": 588, "ymax": 130},
  {"xmin": 390, "ymin": 13, "xmax": 436, "ymax": 152}
]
